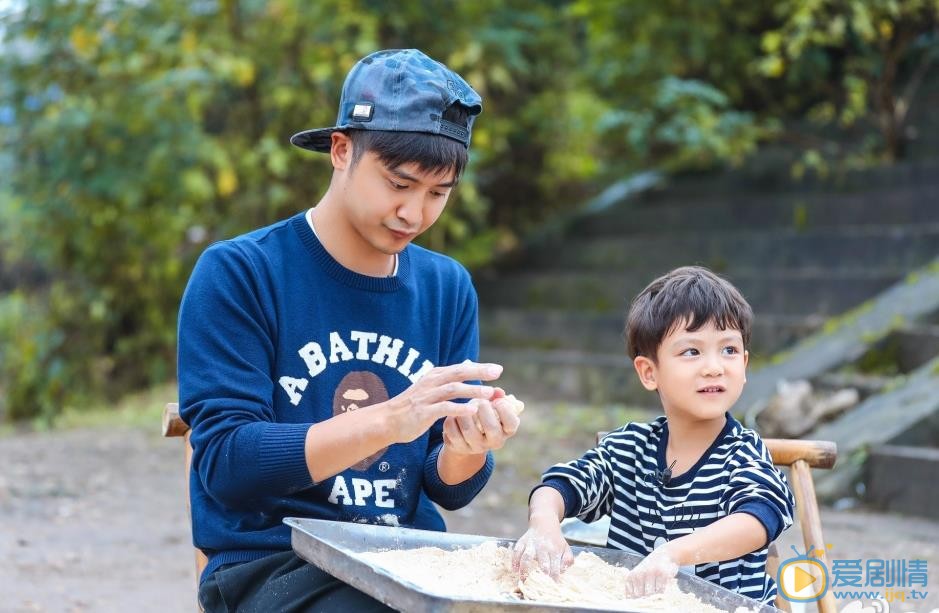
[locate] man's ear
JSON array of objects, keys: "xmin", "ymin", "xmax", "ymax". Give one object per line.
[
  {"xmin": 330, "ymin": 131, "xmax": 353, "ymax": 171},
  {"xmin": 633, "ymin": 355, "xmax": 658, "ymax": 391}
]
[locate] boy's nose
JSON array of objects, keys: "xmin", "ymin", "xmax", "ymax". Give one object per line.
[{"xmin": 701, "ymin": 355, "xmax": 724, "ymax": 376}]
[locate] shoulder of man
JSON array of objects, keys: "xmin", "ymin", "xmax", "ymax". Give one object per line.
[
  {"xmin": 196, "ymin": 217, "xmax": 296, "ymax": 266},
  {"xmin": 406, "ymin": 243, "xmax": 473, "ymax": 282}
]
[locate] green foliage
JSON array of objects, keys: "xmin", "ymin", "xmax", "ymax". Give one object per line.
[
  {"xmin": 757, "ymin": 0, "xmax": 939, "ymax": 163},
  {"xmin": 574, "ymin": 0, "xmax": 779, "ymax": 170},
  {"xmin": 2, "ymin": 0, "xmax": 935, "ymax": 421},
  {"xmin": 0, "ymin": 0, "xmax": 357, "ymax": 420}
]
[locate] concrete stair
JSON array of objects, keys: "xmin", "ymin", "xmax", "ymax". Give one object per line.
[
  {"xmin": 478, "ymin": 269, "xmax": 902, "ymax": 317},
  {"xmin": 479, "ymin": 160, "xmax": 939, "ymax": 406}
]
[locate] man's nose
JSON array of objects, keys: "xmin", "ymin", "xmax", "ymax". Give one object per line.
[{"xmin": 396, "ymin": 194, "xmax": 423, "ymax": 227}]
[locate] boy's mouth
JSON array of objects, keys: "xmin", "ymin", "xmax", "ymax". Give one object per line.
[{"xmin": 697, "ymin": 385, "xmax": 726, "ymax": 393}]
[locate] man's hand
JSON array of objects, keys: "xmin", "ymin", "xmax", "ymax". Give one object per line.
[
  {"xmin": 512, "ymin": 513, "xmax": 574, "ymax": 581},
  {"xmin": 624, "ymin": 546, "xmax": 679, "ymax": 598},
  {"xmin": 442, "ymin": 387, "xmax": 523, "ymax": 455},
  {"xmin": 384, "ymin": 360, "xmax": 503, "ymax": 444}
]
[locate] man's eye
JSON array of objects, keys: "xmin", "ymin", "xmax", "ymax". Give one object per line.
[
  {"xmin": 389, "ymin": 181, "xmax": 408, "ymax": 190},
  {"xmin": 430, "ymin": 191, "xmax": 446, "ymax": 198}
]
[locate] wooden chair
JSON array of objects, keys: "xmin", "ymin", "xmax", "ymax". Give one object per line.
[
  {"xmin": 562, "ymin": 433, "xmax": 838, "ymax": 613},
  {"xmin": 762, "ymin": 438, "xmax": 837, "ymax": 613},
  {"xmin": 162, "ymin": 402, "xmax": 207, "ymax": 609}
]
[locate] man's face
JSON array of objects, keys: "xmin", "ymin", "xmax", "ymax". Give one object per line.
[
  {"xmin": 339, "ymin": 150, "xmax": 456, "ymax": 255},
  {"xmin": 645, "ymin": 320, "xmax": 749, "ymax": 422}
]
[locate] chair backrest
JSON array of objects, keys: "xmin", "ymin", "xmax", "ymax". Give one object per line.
[
  {"xmin": 764, "ymin": 438, "xmax": 837, "ymax": 613},
  {"xmin": 162, "ymin": 402, "xmax": 207, "ymax": 608},
  {"xmin": 595, "ymin": 432, "xmax": 838, "ymax": 613}
]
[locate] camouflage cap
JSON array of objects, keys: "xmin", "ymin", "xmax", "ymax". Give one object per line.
[{"xmin": 290, "ymin": 49, "xmax": 483, "ymax": 153}]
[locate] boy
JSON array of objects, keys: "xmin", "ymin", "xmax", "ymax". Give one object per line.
[
  {"xmin": 512, "ymin": 266, "xmax": 794, "ymax": 605},
  {"xmin": 179, "ymin": 49, "xmax": 523, "ymax": 612}
]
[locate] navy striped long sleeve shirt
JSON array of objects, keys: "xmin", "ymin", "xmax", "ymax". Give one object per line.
[{"xmin": 542, "ymin": 413, "xmax": 795, "ymax": 604}]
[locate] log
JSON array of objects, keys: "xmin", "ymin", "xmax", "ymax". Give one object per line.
[
  {"xmin": 765, "ymin": 439, "xmax": 837, "ymax": 469},
  {"xmin": 789, "ymin": 459, "xmax": 838, "ymax": 613},
  {"xmin": 162, "ymin": 402, "xmax": 189, "ymax": 437}
]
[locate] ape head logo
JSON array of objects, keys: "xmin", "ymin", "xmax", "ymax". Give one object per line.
[{"xmin": 332, "ymin": 371, "xmax": 390, "ymax": 470}]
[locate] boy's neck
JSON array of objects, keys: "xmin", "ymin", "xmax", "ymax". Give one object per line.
[
  {"xmin": 309, "ymin": 196, "xmax": 397, "ymax": 277},
  {"xmin": 663, "ymin": 413, "xmax": 727, "ymax": 477}
]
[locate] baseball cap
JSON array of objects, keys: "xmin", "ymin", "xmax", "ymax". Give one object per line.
[{"xmin": 290, "ymin": 49, "xmax": 483, "ymax": 153}]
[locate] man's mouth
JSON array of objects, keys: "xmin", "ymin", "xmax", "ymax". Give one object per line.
[{"xmin": 388, "ymin": 228, "xmax": 417, "ymax": 240}]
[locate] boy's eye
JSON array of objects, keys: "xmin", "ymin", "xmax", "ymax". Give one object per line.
[
  {"xmin": 722, "ymin": 346, "xmax": 740, "ymax": 355},
  {"xmin": 430, "ymin": 191, "xmax": 447, "ymax": 198},
  {"xmin": 389, "ymin": 180, "xmax": 408, "ymax": 190},
  {"xmin": 680, "ymin": 348, "xmax": 699, "ymax": 357}
]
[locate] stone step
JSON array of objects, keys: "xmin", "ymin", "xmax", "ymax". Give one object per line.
[
  {"xmin": 480, "ymin": 309, "xmax": 822, "ymax": 356},
  {"xmin": 737, "ymin": 259, "xmax": 939, "ymax": 414},
  {"xmin": 857, "ymin": 324, "xmax": 939, "ymax": 375},
  {"xmin": 647, "ymin": 158, "xmax": 939, "ymax": 200},
  {"xmin": 812, "ymin": 355, "xmax": 939, "ymax": 502},
  {"xmin": 476, "ymin": 269, "xmax": 902, "ymax": 316},
  {"xmin": 568, "ymin": 183, "xmax": 939, "ymax": 238},
  {"xmin": 866, "ymin": 445, "xmax": 939, "ymax": 518},
  {"xmin": 515, "ymin": 224, "xmax": 939, "ymax": 274},
  {"xmin": 479, "ymin": 347, "xmax": 652, "ymax": 407}
]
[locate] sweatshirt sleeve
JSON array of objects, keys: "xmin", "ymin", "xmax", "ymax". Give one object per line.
[
  {"xmin": 422, "ymin": 268, "xmax": 494, "ymax": 509},
  {"xmin": 540, "ymin": 437, "xmax": 617, "ymax": 522},
  {"xmin": 720, "ymin": 442, "xmax": 796, "ymax": 543},
  {"xmin": 178, "ymin": 241, "xmax": 313, "ymax": 508}
]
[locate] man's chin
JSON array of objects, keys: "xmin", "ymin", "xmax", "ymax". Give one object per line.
[{"xmin": 370, "ymin": 236, "xmax": 409, "ymax": 255}]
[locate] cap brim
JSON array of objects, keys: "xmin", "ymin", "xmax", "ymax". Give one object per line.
[{"xmin": 290, "ymin": 127, "xmax": 339, "ymax": 153}]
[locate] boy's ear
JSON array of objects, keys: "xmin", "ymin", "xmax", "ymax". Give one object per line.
[
  {"xmin": 330, "ymin": 132, "xmax": 353, "ymax": 171},
  {"xmin": 743, "ymin": 349, "xmax": 749, "ymax": 382},
  {"xmin": 633, "ymin": 355, "xmax": 658, "ymax": 391}
]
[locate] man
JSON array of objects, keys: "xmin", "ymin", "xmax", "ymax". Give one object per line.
[{"xmin": 178, "ymin": 48, "xmax": 523, "ymax": 612}]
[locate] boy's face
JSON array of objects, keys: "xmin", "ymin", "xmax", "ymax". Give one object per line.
[
  {"xmin": 334, "ymin": 138, "xmax": 456, "ymax": 256},
  {"xmin": 633, "ymin": 319, "xmax": 749, "ymax": 422}
]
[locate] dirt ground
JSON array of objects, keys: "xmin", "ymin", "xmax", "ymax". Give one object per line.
[{"xmin": 2, "ymin": 402, "xmax": 938, "ymax": 613}]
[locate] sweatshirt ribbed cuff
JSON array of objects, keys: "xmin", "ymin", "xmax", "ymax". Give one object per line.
[
  {"xmin": 423, "ymin": 446, "xmax": 494, "ymax": 510},
  {"xmin": 258, "ymin": 422, "xmax": 314, "ymax": 492},
  {"xmin": 535, "ymin": 478, "xmax": 581, "ymax": 518},
  {"xmin": 736, "ymin": 500, "xmax": 783, "ymax": 542}
]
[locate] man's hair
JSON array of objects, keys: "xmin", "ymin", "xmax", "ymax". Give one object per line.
[
  {"xmin": 346, "ymin": 103, "xmax": 470, "ymax": 179},
  {"xmin": 625, "ymin": 266, "xmax": 752, "ymax": 360}
]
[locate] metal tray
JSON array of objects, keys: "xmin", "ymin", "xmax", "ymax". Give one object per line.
[{"xmin": 285, "ymin": 517, "xmax": 780, "ymax": 613}]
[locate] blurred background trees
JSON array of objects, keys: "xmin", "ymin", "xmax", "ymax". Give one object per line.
[{"xmin": 1, "ymin": 0, "xmax": 937, "ymax": 422}]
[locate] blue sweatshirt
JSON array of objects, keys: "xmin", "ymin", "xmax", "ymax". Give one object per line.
[{"xmin": 178, "ymin": 211, "xmax": 493, "ymax": 583}]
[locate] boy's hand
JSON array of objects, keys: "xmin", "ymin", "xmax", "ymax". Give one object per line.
[
  {"xmin": 442, "ymin": 387, "xmax": 523, "ymax": 455},
  {"xmin": 624, "ymin": 547, "xmax": 679, "ymax": 598},
  {"xmin": 511, "ymin": 515, "xmax": 573, "ymax": 581}
]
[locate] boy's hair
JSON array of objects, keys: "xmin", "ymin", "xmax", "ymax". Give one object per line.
[
  {"xmin": 626, "ymin": 266, "xmax": 752, "ymax": 360},
  {"xmin": 347, "ymin": 103, "xmax": 470, "ymax": 179}
]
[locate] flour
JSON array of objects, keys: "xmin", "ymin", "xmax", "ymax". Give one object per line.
[
  {"xmin": 360, "ymin": 541, "xmax": 519, "ymax": 600},
  {"xmin": 358, "ymin": 542, "xmax": 754, "ymax": 612}
]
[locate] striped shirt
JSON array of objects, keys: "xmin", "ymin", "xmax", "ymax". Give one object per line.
[{"xmin": 542, "ymin": 413, "xmax": 795, "ymax": 604}]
